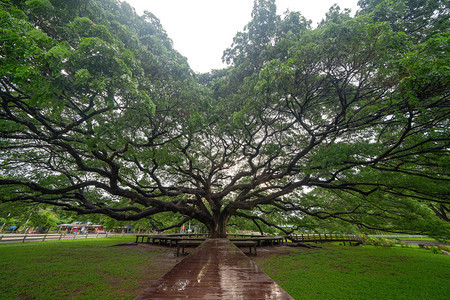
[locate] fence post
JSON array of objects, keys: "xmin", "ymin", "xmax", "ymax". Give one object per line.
[
  {"xmin": 85, "ymin": 233, "xmax": 88, "ymax": 239},
  {"xmin": 59, "ymin": 233, "xmax": 63, "ymax": 240},
  {"xmin": 22, "ymin": 234, "xmax": 27, "ymax": 243},
  {"xmin": 43, "ymin": 234, "xmax": 47, "ymax": 241}
]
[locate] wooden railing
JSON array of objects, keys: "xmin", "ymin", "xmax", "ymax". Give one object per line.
[
  {"xmin": 290, "ymin": 233, "xmax": 363, "ymax": 244},
  {"xmin": 0, "ymin": 232, "xmax": 128, "ymax": 243}
]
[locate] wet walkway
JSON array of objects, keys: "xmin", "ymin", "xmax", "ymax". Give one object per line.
[{"xmin": 135, "ymin": 239, "xmax": 293, "ymax": 299}]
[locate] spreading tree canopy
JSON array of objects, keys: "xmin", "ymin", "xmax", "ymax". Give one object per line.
[{"xmin": 1, "ymin": 0, "xmax": 449, "ymax": 238}]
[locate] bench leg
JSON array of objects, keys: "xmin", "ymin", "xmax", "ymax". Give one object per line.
[{"xmin": 177, "ymin": 245, "xmax": 187, "ymax": 257}]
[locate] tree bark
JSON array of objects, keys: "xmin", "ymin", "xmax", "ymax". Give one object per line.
[{"xmin": 207, "ymin": 212, "xmax": 230, "ymax": 238}]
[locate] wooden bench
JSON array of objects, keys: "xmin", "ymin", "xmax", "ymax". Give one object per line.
[
  {"xmin": 230, "ymin": 236, "xmax": 285, "ymax": 247},
  {"xmin": 176, "ymin": 240, "xmax": 204, "ymax": 256},
  {"xmin": 232, "ymin": 240, "xmax": 257, "ymax": 256},
  {"xmin": 135, "ymin": 234, "xmax": 152, "ymax": 243}
]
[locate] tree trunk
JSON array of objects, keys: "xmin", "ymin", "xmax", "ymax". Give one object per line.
[{"xmin": 207, "ymin": 212, "xmax": 229, "ymax": 238}]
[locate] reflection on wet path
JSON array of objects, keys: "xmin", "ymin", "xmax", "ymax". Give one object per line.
[{"xmin": 135, "ymin": 239, "xmax": 293, "ymax": 299}]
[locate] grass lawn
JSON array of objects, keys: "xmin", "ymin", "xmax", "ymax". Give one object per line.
[
  {"xmin": 1, "ymin": 238, "xmax": 449, "ymax": 299},
  {"xmin": 0, "ymin": 237, "xmax": 176, "ymax": 300},
  {"xmin": 255, "ymin": 244, "xmax": 450, "ymax": 299}
]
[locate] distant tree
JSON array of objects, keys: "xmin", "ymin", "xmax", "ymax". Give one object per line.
[
  {"xmin": 1, "ymin": 0, "xmax": 448, "ymax": 238},
  {"xmin": 0, "ymin": 202, "xmax": 59, "ymax": 232},
  {"xmin": 223, "ymin": 0, "xmax": 279, "ymax": 69}
]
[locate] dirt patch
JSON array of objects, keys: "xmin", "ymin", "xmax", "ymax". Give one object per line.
[
  {"xmin": 110, "ymin": 242, "xmax": 139, "ymax": 246},
  {"xmin": 250, "ymin": 245, "xmax": 296, "ymax": 264},
  {"xmin": 136, "ymin": 243, "xmax": 181, "ymax": 274},
  {"xmin": 249, "ymin": 245, "xmax": 324, "ymax": 266},
  {"xmin": 132, "ymin": 245, "xmax": 301, "ymax": 286},
  {"xmin": 110, "ymin": 243, "xmax": 183, "ymax": 297},
  {"xmin": 120, "ymin": 244, "xmax": 321, "ymax": 297},
  {"xmin": 135, "ymin": 244, "xmax": 303, "ymax": 275},
  {"xmin": 113, "ymin": 244, "xmax": 324, "ymax": 297},
  {"xmin": 18, "ymin": 292, "xmax": 36, "ymax": 300}
]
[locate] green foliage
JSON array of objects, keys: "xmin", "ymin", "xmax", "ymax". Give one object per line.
[
  {"xmin": 357, "ymin": 0, "xmax": 449, "ymax": 42},
  {"xmin": 430, "ymin": 246, "xmax": 442, "ymax": 254},
  {"xmin": 1, "ymin": 0, "xmax": 448, "ymax": 238}
]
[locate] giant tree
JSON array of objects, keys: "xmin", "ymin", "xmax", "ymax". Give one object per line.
[{"xmin": 1, "ymin": 0, "xmax": 449, "ymax": 238}]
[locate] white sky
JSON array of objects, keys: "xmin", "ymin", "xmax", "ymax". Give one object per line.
[{"xmin": 124, "ymin": 0, "xmax": 359, "ymax": 73}]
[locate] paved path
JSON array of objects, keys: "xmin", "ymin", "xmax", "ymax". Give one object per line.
[{"xmin": 135, "ymin": 238, "xmax": 293, "ymax": 299}]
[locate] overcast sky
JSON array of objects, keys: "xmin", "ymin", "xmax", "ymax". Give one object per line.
[{"xmin": 124, "ymin": 0, "xmax": 359, "ymax": 73}]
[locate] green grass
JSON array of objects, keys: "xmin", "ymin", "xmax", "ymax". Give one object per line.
[
  {"xmin": 1, "ymin": 239, "xmax": 449, "ymax": 299},
  {"xmin": 256, "ymin": 244, "xmax": 450, "ymax": 299},
  {"xmin": 0, "ymin": 237, "xmax": 174, "ymax": 300}
]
